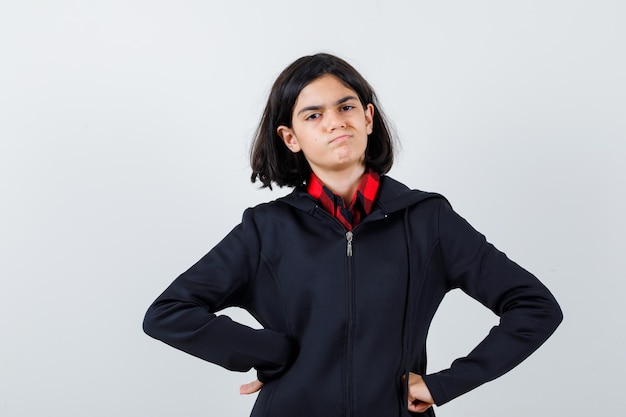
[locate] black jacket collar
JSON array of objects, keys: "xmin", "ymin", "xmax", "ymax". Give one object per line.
[{"xmin": 278, "ymin": 176, "xmax": 443, "ymax": 217}]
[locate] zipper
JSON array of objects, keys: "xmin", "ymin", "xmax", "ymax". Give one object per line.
[
  {"xmin": 344, "ymin": 230, "xmax": 355, "ymax": 417},
  {"xmin": 312, "ymin": 206, "xmax": 380, "ymax": 416},
  {"xmin": 346, "ymin": 231, "xmax": 353, "ymax": 257},
  {"xmin": 311, "ymin": 206, "xmax": 355, "ymax": 416}
]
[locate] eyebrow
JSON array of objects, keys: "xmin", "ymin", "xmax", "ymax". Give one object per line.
[{"xmin": 296, "ymin": 95, "xmax": 359, "ymax": 116}]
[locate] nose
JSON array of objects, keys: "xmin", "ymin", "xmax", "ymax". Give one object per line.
[{"xmin": 324, "ymin": 110, "xmax": 346, "ymax": 131}]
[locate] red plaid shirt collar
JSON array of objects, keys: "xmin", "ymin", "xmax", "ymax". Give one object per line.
[{"xmin": 306, "ymin": 168, "xmax": 380, "ymax": 231}]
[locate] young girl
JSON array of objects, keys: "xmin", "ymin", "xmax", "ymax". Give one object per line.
[{"xmin": 143, "ymin": 53, "xmax": 562, "ymax": 416}]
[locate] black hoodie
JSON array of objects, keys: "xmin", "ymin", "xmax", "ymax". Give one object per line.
[{"xmin": 143, "ymin": 176, "xmax": 562, "ymax": 416}]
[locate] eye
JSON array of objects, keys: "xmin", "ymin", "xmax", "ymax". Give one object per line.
[
  {"xmin": 340, "ymin": 105, "xmax": 355, "ymax": 111},
  {"xmin": 305, "ymin": 113, "xmax": 321, "ymax": 121}
]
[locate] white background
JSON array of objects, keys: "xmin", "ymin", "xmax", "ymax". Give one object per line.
[{"xmin": 1, "ymin": 1, "xmax": 624, "ymax": 416}]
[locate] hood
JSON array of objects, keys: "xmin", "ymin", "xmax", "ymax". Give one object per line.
[
  {"xmin": 278, "ymin": 175, "xmax": 443, "ymax": 216},
  {"xmin": 374, "ymin": 176, "xmax": 444, "ymax": 215}
]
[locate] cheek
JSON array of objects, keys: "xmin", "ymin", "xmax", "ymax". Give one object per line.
[{"xmin": 295, "ymin": 127, "xmax": 322, "ymax": 146}]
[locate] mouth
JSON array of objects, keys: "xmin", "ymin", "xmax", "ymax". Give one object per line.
[{"xmin": 330, "ymin": 134, "xmax": 350, "ymax": 144}]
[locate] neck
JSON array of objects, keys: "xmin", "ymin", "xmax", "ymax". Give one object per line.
[{"xmin": 313, "ymin": 164, "xmax": 366, "ymax": 203}]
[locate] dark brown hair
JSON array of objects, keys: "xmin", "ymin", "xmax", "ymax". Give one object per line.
[{"xmin": 250, "ymin": 53, "xmax": 395, "ymax": 188}]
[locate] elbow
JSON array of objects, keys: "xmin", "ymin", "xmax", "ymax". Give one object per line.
[
  {"xmin": 532, "ymin": 295, "xmax": 563, "ymax": 342},
  {"xmin": 142, "ymin": 304, "xmax": 162, "ymax": 340},
  {"xmin": 506, "ymin": 284, "xmax": 564, "ymax": 339},
  {"xmin": 547, "ymin": 297, "xmax": 564, "ymax": 334},
  {"xmin": 506, "ymin": 293, "xmax": 564, "ymax": 343}
]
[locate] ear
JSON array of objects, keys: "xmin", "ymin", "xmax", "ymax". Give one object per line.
[
  {"xmin": 277, "ymin": 125, "xmax": 301, "ymax": 153},
  {"xmin": 364, "ymin": 103, "xmax": 375, "ymax": 135}
]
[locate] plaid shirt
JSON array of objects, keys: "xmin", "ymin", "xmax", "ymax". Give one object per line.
[{"xmin": 307, "ymin": 168, "xmax": 380, "ymax": 231}]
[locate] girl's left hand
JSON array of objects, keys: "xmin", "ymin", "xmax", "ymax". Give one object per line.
[
  {"xmin": 405, "ymin": 372, "xmax": 434, "ymax": 413},
  {"xmin": 239, "ymin": 379, "xmax": 264, "ymax": 394}
]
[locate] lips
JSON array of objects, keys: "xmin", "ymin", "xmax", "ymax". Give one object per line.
[{"xmin": 330, "ymin": 134, "xmax": 350, "ymax": 144}]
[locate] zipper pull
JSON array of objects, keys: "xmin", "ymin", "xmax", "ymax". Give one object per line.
[{"xmin": 346, "ymin": 231, "xmax": 353, "ymax": 257}]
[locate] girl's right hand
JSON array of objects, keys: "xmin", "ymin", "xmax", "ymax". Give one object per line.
[{"xmin": 239, "ymin": 379, "xmax": 264, "ymax": 395}]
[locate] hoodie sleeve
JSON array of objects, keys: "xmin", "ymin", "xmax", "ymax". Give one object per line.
[
  {"xmin": 143, "ymin": 208, "xmax": 295, "ymax": 383},
  {"xmin": 422, "ymin": 200, "xmax": 563, "ymax": 405}
]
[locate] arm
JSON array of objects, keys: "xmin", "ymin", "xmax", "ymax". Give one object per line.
[
  {"xmin": 143, "ymin": 208, "xmax": 295, "ymax": 383},
  {"xmin": 423, "ymin": 200, "xmax": 563, "ymax": 405}
]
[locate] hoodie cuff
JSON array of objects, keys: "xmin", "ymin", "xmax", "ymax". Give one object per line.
[
  {"xmin": 254, "ymin": 329, "xmax": 298, "ymax": 383},
  {"xmin": 422, "ymin": 373, "xmax": 449, "ymax": 406}
]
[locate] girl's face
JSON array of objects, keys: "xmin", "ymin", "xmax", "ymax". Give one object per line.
[{"xmin": 277, "ymin": 74, "xmax": 374, "ymax": 178}]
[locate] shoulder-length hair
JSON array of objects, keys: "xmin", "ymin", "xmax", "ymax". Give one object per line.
[{"xmin": 250, "ymin": 53, "xmax": 395, "ymax": 188}]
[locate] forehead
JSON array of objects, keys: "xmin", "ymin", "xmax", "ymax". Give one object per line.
[{"xmin": 295, "ymin": 75, "xmax": 358, "ymax": 106}]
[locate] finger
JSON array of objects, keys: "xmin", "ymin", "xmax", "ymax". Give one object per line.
[
  {"xmin": 239, "ymin": 379, "xmax": 263, "ymax": 395},
  {"xmin": 239, "ymin": 381, "xmax": 258, "ymax": 394},
  {"xmin": 408, "ymin": 400, "xmax": 432, "ymax": 413}
]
